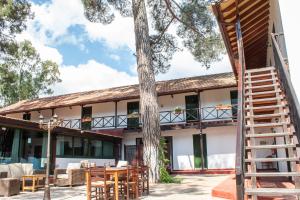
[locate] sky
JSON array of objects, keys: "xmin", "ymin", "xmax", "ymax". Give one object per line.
[{"xmin": 18, "ymin": 0, "xmax": 300, "ymax": 99}]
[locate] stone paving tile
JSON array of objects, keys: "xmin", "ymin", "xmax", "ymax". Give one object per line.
[{"xmin": 0, "ymin": 175, "xmax": 229, "ymax": 200}]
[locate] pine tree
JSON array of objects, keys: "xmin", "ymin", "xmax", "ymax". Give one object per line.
[{"xmin": 82, "ymin": 0, "xmax": 223, "ymax": 182}]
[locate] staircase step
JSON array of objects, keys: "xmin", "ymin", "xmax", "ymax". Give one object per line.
[
  {"xmin": 245, "ymin": 144, "xmax": 295, "ymax": 150},
  {"xmin": 245, "ymin": 113, "xmax": 288, "ymax": 120},
  {"xmin": 245, "ymin": 172, "xmax": 300, "ymax": 177},
  {"xmin": 245, "ymin": 97, "xmax": 283, "ymax": 105},
  {"xmin": 245, "ymin": 67, "xmax": 275, "ymax": 73},
  {"xmin": 246, "ymin": 132, "xmax": 292, "ymax": 138},
  {"xmin": 245, "ymin": 73, "xmax": 275, "ymax": 79},
  {"xmin": 245, "ymin": 188, "xmax": 300, "ymax": 196},
  {"xmin": 245, "ymin": 83, "xmax": 279, "ymax": 90},
  {"xmin": 245, "ymin": 90, "xmax": 281, "ymax": 97},
  {"xmin": 246, "ymin": 122, "xmax": 290, "ymax": 128},
  {"xmin": 245, "ymin": 157, "xmax": 299, "ymax": 162},
  {"xmin": 245, "ymin": 78, "xmax": 277, "ymax": 84},
  {"xmin": 245, "ymin": 105, "xmax": 286, "ymax": 112}
]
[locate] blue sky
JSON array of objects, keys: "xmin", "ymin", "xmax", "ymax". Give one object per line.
[{"xmin": 18, "ymin": 0, "xmax": 300, "ymax": 98}]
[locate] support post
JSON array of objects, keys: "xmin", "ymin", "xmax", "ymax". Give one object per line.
[
  {"xmin": 197, "ymin": 90, "xmax": 205, "ymax": 170},
  {"xmin": 11, "ymin": 129, "xmax": 21, "ymax": 163},
  {"xmin": 114, "ymin": 101, "xmax": 118, "ymax": 128},
  {"xmin": 43, "ymin": 122, "xmax": 51, "ymax": 200}
]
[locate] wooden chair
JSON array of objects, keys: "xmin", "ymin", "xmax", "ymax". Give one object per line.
[
  {"xmin": 87, "ymin": 168, "xmax": 115, "ymax": 200},
  {"xmin": 138, "ymin": 165, "xmax": 149, "ymax": 195},
  {"xmin": 124, "ymin": 166, "xmax": 139, "ymax": 200}
]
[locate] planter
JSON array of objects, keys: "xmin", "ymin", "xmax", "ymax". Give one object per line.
[
  {"xmin": 174, "ymin": 107, "xmax": 182, "ymax": 115},
  {"xmin": 215, "ymin": 104, "xmax": 232, "ymax": 110},
  {"xmin": 81, "ymin": 117, "xmax": 92, "ymax": 122}
]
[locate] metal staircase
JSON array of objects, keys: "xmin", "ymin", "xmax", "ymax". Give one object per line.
[{"xmin": 243, "ymin": 66, "xmax": 300, "ymax": 199}]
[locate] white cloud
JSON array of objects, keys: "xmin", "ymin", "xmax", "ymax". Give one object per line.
[
  {"xmin": 157, "ymin": 50, "xmax": 232, "ymax": 81},
  {"xmin": 109, "ymin": 54, "xmax": 121, "ymax": 61},
  {"xmin": 16, "ymin": 32, "xmax": 63, "ymax": 65},
  {"xmin": 24, "ymin": 0, "xmax": 135, "ymax": 50},
  {"xmin": 53, "ymin": 60, "xmax": 138, "ymax": 95}
]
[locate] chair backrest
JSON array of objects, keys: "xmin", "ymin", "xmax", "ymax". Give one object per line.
[
  {"xmin": 117, "ymin": 160, "xmax": 128, "ymax": 168},
  {"xmin": 89, "ymin": 167, "xmax": 107, "ymax": 183},
  {"xmin": 126, "ymin": 166, "xmax": 139, "ymax": 183}
]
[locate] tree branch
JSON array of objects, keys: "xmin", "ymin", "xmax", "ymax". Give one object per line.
[
  {"xmin": 151, "ymin": 17, "xmax": 174, "ymax": 46},
  {"xmin": 163, "ymin": 0, "xmax": 202, "ymax": 36}
]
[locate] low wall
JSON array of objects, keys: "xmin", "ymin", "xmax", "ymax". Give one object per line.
[{"xmin": 55, "ymin": 158, "xmax": 115, "ymax": 168}]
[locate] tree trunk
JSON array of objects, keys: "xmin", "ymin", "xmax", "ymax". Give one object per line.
[{"xmin": 132, "ymin": 0, "xmax": 161, "ymax": 183}]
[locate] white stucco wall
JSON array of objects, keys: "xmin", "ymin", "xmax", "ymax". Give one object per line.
[
  {"xmin": 205, "ymin": 126, "xmax": 237, "ymax": 169},
  {"xmin": 55, "ymin": 158, "xmax": 115, "ymax": 168},
  {"xmin": 122, "ymin": 126, "xmax": 237, "ymax": 170}
]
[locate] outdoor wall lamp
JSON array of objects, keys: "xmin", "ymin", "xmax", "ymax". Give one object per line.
[{"xmin": 39, "ymin": 113, "xmax": 60, "ymax": 200}]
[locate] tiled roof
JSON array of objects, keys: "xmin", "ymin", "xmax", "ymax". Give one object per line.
[{"xmin": 0, "ymin": 72, "xmax": 236, "ymax": 114}]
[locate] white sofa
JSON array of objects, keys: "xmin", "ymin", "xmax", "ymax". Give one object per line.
[{"xmin": 0, "ymin": 163, "xmax": 34, "ymax": 179}]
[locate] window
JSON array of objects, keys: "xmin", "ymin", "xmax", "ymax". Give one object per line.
[
  {"xmin": 103, "ymin": 141, "xmax": 114, "ymax": 159},
  {"xmin": 56, "ymin": 136, "xmax": 73, "ymax": 157},
  {"xmin": 55, "ymin": 135, "xmax": 115, "ymax": 159},
  {"xmin": 73, "ymin": 137, "xmax": 89, "ymax": 157},
  {"xmin": 230, "ymin": 90, "xmax": 238, "ymax": 119},
  {"xmin": 23, "ymin": 113, "xmax": 31, "ymax": 120},
  {"xmin": 90, "ymin": 140, "xmax": 102, "ymax": 158}
]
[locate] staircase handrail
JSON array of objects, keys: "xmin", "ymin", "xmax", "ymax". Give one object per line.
[{"xmin": 271, "ymin": 33, "xmax": 300, "ymax": 142}]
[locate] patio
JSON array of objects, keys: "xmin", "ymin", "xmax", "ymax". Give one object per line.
[{"xmin": 1, "ymin": 175, "xmax": 229, "ymax": 200}]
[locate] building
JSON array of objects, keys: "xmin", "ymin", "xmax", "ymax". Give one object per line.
[{"xmin": 0, "ymin": 72, "xmax": 238, "ymax": 172}]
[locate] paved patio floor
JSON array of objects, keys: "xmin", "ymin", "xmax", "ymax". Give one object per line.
[{"xmin": 1, "ymin": 175, "xmax": 229, "ymax": 200}]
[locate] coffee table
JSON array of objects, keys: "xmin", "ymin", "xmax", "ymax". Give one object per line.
[{"xmin": 22, "ymin": 174, "xmax": 46, "ymax": 192}]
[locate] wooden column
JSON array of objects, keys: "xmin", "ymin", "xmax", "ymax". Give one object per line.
[
  {"xmin": 114, "ymin": 101, "xmax": 118, "ymax": 128},
  {"xmin": 197, "ymin": 90, "xmax": 205, "ymax": 170}
]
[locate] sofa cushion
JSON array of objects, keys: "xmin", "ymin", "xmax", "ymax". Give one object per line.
[
  {"xmin": 66, "ymin": 163, "xmax": 81, "ymax": 175},
  {"xmin": 57, "ymin": 174, "xmax": 68, "ymax": 179},
  {"xmin": 21, "ymin": 163, "xmax": 33, "ymax": 176},
  {"xmin": 116, "ymin": 160, "xmax": 128, "ymax": 167},
  {"xmin": 8, "ymin": 163, "xmax": 24, "ymax": 179},
  {"xmin": 0, "ymin": 164, "xmax": 11, "ymax": 178}
]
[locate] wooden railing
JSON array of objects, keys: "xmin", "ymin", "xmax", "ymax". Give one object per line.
[
  {"xmin": 59, "ymin": 105, "xmax": 238, "ymax": 130},
  {"xmin": 235, "ymin": 19, "xmax": 246, "ymax": 200},
  {"xmin": 271, "ymin": 33, "xmax": 300, "ymax": 141}
]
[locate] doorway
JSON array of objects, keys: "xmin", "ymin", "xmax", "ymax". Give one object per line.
[
  {"xmin": 185, "ymin": 95, "xmax": 199, "ymax": 121},
  {"xmin": 127, "ymin": 102, "xmax": 139, "ymax": 128},
  {"xmin": 193, "ymin": 134, "xmax": 207, "ymax": 169},
  {"xmin": 163, "ymin": 136, "xmax": 173, "ymax": 171}
]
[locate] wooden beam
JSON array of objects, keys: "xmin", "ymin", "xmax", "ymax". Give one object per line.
[
  {"xmin": 223, "ymin": 0, "xmax": 266, "ymax": 21},
  {"xmin": 211, "ymin": 3, "xmax": 238, "ymax": 75},
  {"xmin": 229, "ymin": 20, "xmax": 268, "ymax": 43},
  {"xmin": 227, "ymin": 9, "xmax": 269, "ymax": 35}
]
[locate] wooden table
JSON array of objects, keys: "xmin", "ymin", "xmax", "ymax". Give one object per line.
[
  {"xmin": 106, "ymin": 167, "xmax": 127, "ymax": 200},
  {"xmin": 86, "ymin": 167, "xmax": 127, "ymax": 200},
  {"xmin": 22, "ymin": 174, "xmax": 46, "ymax": 192}
]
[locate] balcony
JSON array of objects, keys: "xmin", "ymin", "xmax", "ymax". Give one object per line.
[{"xmin": 60, "ymin": 104, "xmax": 237, "ymax": 130}]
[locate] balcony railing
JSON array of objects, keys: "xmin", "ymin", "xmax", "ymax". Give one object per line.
[{"xmin": 59, "ymin": 104, "xmax": 237, "ymax": 130}]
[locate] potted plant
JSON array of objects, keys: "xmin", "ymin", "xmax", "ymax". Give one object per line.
[
  {"xmin": 215, "ymin": 104, "xmax": 232, "ymax": 110},
  {"xmin": 174, "ymin": 106, "xmax": 182, "ymax": 114},
  {"xmin": 81, "ymin": 116, "xmax": 92, "ymax": 122}
]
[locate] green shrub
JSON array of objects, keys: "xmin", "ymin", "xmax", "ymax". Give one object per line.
[{"xmin": 158, "ymin": 138, "xmax": 182, "ymax": 184}]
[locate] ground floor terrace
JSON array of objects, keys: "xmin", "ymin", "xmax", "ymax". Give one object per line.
[{"xmin": 2, "ymin": 174, "xmax": 229, "ymax": 200}]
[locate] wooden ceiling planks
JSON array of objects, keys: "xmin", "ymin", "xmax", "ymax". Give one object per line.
[{"xmin": 212, "ymin": 0, "xmax": 271, "ymax": 72}]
